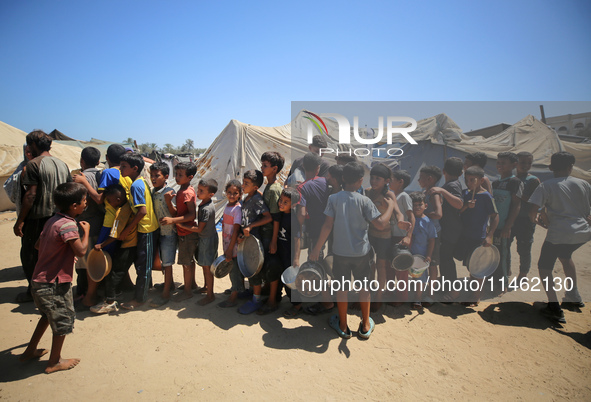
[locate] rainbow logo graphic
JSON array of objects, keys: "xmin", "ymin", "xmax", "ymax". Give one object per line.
[{"xmin": 303, "ymin": 111, "xmax": 329, "ymax": 138}]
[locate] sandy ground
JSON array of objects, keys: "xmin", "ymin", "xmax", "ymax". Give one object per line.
[{"xmin": 0, "ymin": 210, "xmax": 590, "ymax": 401}]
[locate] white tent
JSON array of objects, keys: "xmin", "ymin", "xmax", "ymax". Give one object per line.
[{"xmin": 391, "ymin": 114, "xmax": 591, "ymax": 191}]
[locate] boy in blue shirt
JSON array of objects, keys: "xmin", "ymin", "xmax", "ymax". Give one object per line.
[
  {"xmin": 408, "ymin": 192, "xmax": 437, "ymax": 310},
  {"xmin": 118, "ymin": 153, "xmax": 160, "ymax": 310}
]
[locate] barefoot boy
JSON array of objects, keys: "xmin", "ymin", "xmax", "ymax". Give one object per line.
[
  {"xmin": 160, "ymin": 162, "xmax": 198, "ymax": 301},
  {"xmin": 177, "ymin": 179, "xmax": 219, "ymax": 306},
  {"xmin": 149, "ymin": 162, "xmax": 177, "ymax": 306},
  {"xmin": 21, "ymin": 182, "xmax": 89, "ymax": 373}
]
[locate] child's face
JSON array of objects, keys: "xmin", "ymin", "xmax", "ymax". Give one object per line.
[
  {"xmin": 496, "ymin": 157, "xmax": 516, "ymax": 176},
  {"xmin": 389, "ymin": 177, "xmax": 404, "ymax": 193},
  {"xmin": 175, "ymin": 169, "xmax": 192, "ymax": 186},
  {"xmin": 119, "ymin": 161, "xmax": 136, "ymax": 178},
  {"xmin": 278, "ymin": 194, "xmax": 292, "ymax": 213},
  {"xmin": 150, "ymin": 169, "xmax": 168, "ymax": 189},
  {"xmin": 370, "ymin": 175, "xmax": 389, "ymax": 191},
  {"xmin": 517, "ymin": 156, "xmax": 533, "ymax": 175},
  {"xmin": 242, "ymin": 178, "xmax": 257, "ymax": 194},
  {"xmin": 418, "ymin": 172, "xmax": 434, "ymax": 189},
  {"xmin": 327, "ymin": 172, "xmax": 339, "ymax": 190},
  {"xmin": 197, "ymin": 184, "xmax": 213, "ymax": 201},
  {"xmin": 412, "ymin": 201, "xmax": 427, "ymax": 217},
  {"xmin": 72, "ymin": 195, "xmax": 88, "ymax": 216},
  {"xmin": 260, "ymin": 160, "xmax": 277, "ymax": 178},
  {"xmin": 465, "ymin": 174, "xmax": 483, "ymax": 191},
  {"xmin": 106, "ymin": 192, "xmax": 126, "ymax": 208},
  {"xmin": 225, "ymin": 185, "xmax": 241, "ymax": 205}
]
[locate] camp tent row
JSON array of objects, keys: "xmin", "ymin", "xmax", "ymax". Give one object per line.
[
  {"xmin": 192, "ymin": 111, "xmax": 591, "ymax": 220},
  {"xmin": 2, "ymin": 112, "xmax": 590, "ymax": 217}
]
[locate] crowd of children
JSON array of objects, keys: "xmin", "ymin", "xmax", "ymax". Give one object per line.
[{"xmin": 17, "ymin": 133, "xmax": 591, "ymax": 372}]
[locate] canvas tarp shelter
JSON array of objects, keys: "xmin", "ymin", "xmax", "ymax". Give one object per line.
[
  {"xmin": 383, "ymin": 114, "xmax": 591, "ymax": 191},
  {"xmin": 0, "ymin": 120, "xmax": 106, "ymax": 211}
]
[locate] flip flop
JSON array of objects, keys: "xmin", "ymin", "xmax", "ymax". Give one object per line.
[
  {"xmin": 238, "ymin": 300, "xmax": 262, "ymax": 315},
  {"xmin": 256, "ymin": 304, "xmax": 278, "ymax": 315},
  {"xmin": 328, "ymin": 314, "xmax": 352, "ymax": 339},
  {"xmin": 357, "ymin": 317, "xmax": 375, "ymax": 340}
]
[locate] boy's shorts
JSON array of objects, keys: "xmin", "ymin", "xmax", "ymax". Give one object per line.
[
  {"xmin": 538, "ymin": 241, "xmax": 584, "ymax": 272},
  {"xmin": 31, "ymin": 281, "xmax": 75, "ymax": 336},
  {"xmin": 197, "ymin": 235, "xmax": 219, "ymax": 267},
  {"xmin": 369, "ymin": 235, "xmax": 391, "ymax": 261},
  {"xmin": 332, "ymin": 250, "xmax": 374, "ymax": 284},
  {"xmin": 159, "ymin": 233, "xmax": 178, "ymax": 267},
  {"xmin": 177, "ymin": 233, "xmax": 199, "ymax": 265}
]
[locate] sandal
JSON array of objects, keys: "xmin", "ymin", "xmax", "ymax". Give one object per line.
[
  {"xmin": 256, "ymin": 304, "xmax": 278, "ymax": 315},
  {"xmin": 328, "ymin": 314, "xmax": 352, "ymax": 339},
  {"xmin": 149, "ymin": 296, "xmax": 170, "ymax": 308},
  {"xmin": 357, "ymin": 317, "xmax": 375, "ymax": 340},
  {"xmin": 411, "ymin": 302, "xmax": 423, "ymax": 310}
]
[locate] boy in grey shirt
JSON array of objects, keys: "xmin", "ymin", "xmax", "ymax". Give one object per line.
[{"xmin": 529, "ymin": 152, "xmax": 591, "ymax": 324}]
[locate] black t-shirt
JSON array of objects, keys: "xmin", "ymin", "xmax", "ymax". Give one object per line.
[
  {"xmin": 274, "ymin": 211, "xmax": 300, "ymax": 265},
  {"xmin": 439, "ymin": 179, "xmax": 463, "ymax": 243}
]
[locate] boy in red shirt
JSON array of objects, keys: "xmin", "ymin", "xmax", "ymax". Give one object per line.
[{"xmin": 20, "ymin": 182, "xmax": 89, "ymax": 374}]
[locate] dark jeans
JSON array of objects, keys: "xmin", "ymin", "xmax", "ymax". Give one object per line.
[
  {"xmin": 106, "ymin": 246, "xmax": 137, "ymax": 301},
  {"xmin": 439, "ymin": 238, "xmax": 459, "ymax": 282},
  {"xmin": 21, "ymin": 217, "xmax": 50, "ymax": 294},
  {"xmin": 511, "ymin": 216, "xmax": 536, "ymax": 275},
  {"xmin": 134, "ymin": 231, "xmax": 158, "ymax": 303}
]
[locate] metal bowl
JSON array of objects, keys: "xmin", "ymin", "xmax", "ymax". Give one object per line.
[
  {"xmin": 210, "ymin": 255, "xmax": 235, "ymax": 279},
  {"xmin": 468, "ymin": 245, "xmax": 500, "ymax": 279},
  {"xmin": 281, "ymin": 266, "xmax": 299, "ymax": 290},
  {"xmin": 86, "ymin": 248, "xmax": 112, "ymax": 282},
  {"xmin": 237, "ymin": 235, "xmax": 264, "ymax": 278}
]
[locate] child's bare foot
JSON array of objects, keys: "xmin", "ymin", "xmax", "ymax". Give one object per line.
[
  {"xmin": 194, "ymin": 286, "xmax": 208, "ymax": 294},
  {"xmin": 19, "ymin": 348, "xmax": 49, "ymax": 362},
  {"xmin": 120, "ymin": 300, "xmax": 143, "ymax": 310},
  {"xmin": 174, "ymin": 292, "xmax": 193, "ymax": 302},
  {"xmin": 45, "ymin": 358, "xmax": 80, "ymax": 374},
  {"xmin": 197, "ymin": 295, "xmax": 215, "ymax": 306}
]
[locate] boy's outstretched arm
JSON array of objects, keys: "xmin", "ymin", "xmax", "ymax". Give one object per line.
[
  {"xmin": 483, "ymin": 213, "xmax": 499, "ymax": 246},
  {"xmin": 269, "ymin": 220, "xmax": 280, "ymax": 254},
  {"xmin": 177, "ymin": 221, "xmax": 206, "ymax": 234},
  {"xmin": 164, "ymin": 191, "xmax": 177, "ymax": 216},
  {"xmin": 386, "ymin": 190, "xmax": 405, "ymax": 224},
  {"xmin": 309, "ymin": 216, "xmax": 334, "ymax": 261},
  {"xmin": 224, "ymin": 223, "xmax": 241, "ymax": 262},
  {"xmin": 427, "ymin": 187, "xmax": 463, "ymax": 210},
  {"xmin": 501, "ymin": 194, "xmax": 521, "ymax": 238},
  {"xmin": 160, "ymin": 200, "xmax": 195, "ymax": 225},
  {"xmin": 73, "ymin": 174, "xmax": 103, "ymax": 205},
  {"xmin": 120, "ymin": 206, "xmax": 146, "ymax": 240},
  {"xmin": 426, "ymin": 193, "xmax": 443, "ymax": 220},
  {"xmin": 371, "ymin": 197, "xmax": 398, "ymax": 231},
  {"xmin": 243, "ymin": 212, "xmax": 273, "ymax": 237},
  {"xmin": 69, "ymin": 221, "xmax": 90, "ymax": 257}
]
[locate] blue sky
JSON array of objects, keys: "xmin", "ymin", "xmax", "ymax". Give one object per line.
[{"xmin": 1, "ymin": 0, "xmax": 589, "ymax": 147}]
